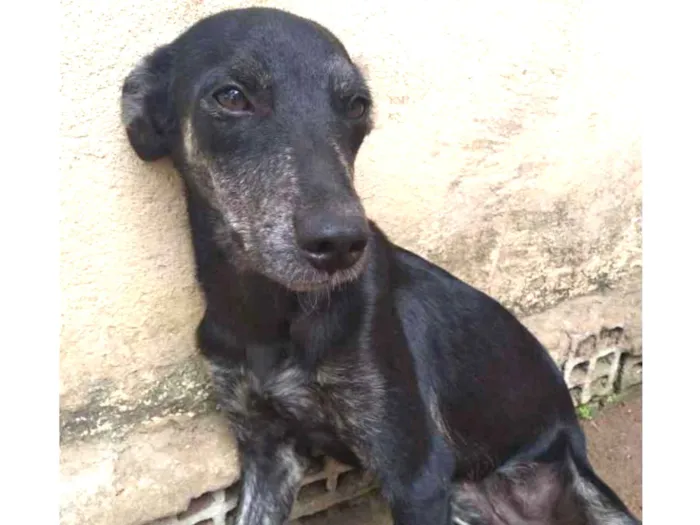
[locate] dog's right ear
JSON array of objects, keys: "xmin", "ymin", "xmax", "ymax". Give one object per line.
[{"xmin": 121, "ymin": 45, "xmax": 176, "ymax": 161}]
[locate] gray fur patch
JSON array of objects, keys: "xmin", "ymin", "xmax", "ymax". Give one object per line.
[
  {"xmin": 178, "ymin": 111, "xmax": 366, "ymax": 291},
  {"xmin": 179, "ymin": 121, "xmax": 328, "ymax": 289},
  {"xmin": 572, "ymin": 463, "xmax": 638, "ymax": 525},
  {"xmin": 234, "ymin": 443, "xmax": 307, "ymax": 525},
  {"xmin": 208, "ymin": 361, "xmax": 324, "ymax": 429},
  {"xmin": 427, "ymin": 387, "xmax": 453, "ymax": 444},
  {"xmin": 208, "ymin": 362, "xmax": 251, "ymax": 417},
  {"xmin": 210, "ymin": 357, "xmax": 387, "ymax": 470},
  {"xmin": 316, "ymin": 361, "xmax": 386, "ymax": 464}
]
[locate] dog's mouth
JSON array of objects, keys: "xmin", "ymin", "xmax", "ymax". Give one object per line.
[{"xmin": 285, "ymin": 248, "xmax": 369, "ymax": 293}]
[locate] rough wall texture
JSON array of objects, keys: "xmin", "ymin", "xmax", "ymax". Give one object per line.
[{"xmin": 59, "ymin": 1, "xmax": 641, "ymax": 524}]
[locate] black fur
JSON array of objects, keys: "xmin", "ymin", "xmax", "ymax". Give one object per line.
[{"xmin": 121, "ymin": 8, "xmax": 640, "ymax": 525}]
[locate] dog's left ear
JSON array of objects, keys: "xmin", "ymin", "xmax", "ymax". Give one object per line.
[{"xmin": 121, "ymin": 44, "xmax": 176, "ymax": 162}]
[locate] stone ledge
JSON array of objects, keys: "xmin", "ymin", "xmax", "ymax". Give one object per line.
[
  {"xmin": 60, "ymin": 356, "xmax": 217, "ymax": 446},
  {"xmin": 60, "ymin": 412, "xmax": 239, "ymax": 525}
]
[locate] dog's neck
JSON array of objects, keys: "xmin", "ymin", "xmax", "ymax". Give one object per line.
[{"xmin": 183, "ymin": 184, "xmax": 369, "ymax": 369}]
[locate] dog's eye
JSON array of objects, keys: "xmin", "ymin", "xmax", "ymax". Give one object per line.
[
  {"xmin": 213, "ymin": 86, "xmax": 253, "ymax": 113},
  {"xmin": 347, "ymin": 96, "xmax": 369, "ymax": 119}
]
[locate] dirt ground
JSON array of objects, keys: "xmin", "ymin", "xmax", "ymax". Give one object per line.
[
  {"xmin": 301, "ymin": 388, "xmax": 643, "ymax": 524},
  {"xmin": 581, "ymin": 388, "xmax": 643, "ymax": 519}
]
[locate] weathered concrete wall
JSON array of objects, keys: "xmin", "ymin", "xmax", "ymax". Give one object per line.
[{"xmin": 59, "ymin": 0, "xmax": 641, "ymax": 524}]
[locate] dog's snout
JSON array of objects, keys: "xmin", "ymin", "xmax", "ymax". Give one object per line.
[{"xmin": 296, "ymin": 212, "xmax": 369, "ymax": 274}]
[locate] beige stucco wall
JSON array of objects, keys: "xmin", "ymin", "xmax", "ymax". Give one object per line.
[{"xmin": 59, "ymin": 1, "xmax": 641, "ymax": 524}]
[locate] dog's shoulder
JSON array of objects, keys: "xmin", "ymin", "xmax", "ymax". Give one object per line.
[{"xmin": 387, "ymin": 241, "xmax": 502, "ymax": 321}]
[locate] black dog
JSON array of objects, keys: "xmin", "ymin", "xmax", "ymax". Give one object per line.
[{"xmin": 121, "ymin": 8, "xmax": 640, "ymax": 525}]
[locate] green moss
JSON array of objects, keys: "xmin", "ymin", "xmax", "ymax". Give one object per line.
[{"xmin": 576, "ymin": 403, "xmax": 597, "ymax": 421}]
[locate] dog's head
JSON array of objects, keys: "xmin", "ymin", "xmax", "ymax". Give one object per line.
[{"xmin": 121, "ymin": 8, "xmax": 373, "ymax": 291}]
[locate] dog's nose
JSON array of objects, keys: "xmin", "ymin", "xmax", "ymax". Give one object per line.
[{"xmin": 296, "ymin": 212, "xmax": 369, "ymax": 274}]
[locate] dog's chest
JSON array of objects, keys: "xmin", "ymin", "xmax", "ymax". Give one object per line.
[{"xmin": 209, "ymin": 358, "xmax": 384, "ymax": 443}]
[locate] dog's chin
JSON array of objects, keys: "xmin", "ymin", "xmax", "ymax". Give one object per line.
[{"xmin": 282, "ymin": 252, "xmax": 369, "ymax": 293}]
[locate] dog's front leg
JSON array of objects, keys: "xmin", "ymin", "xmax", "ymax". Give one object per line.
[
  {"xmin": 337, "ymin": 379, "xmax": 456, "ymax": 525},
  {"xmin": 232, "ymin": 437, "xmax": 307, "ymax": 525},
  {"xmin": 376, "ymin": 432, "xmax": 456, "ymax": 525},
  {"xmin": 206, "ymin": 353, "xmax": 307, "ymax": 525}
]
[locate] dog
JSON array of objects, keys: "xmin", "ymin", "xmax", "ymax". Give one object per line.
[{"xmin": 121, "ymin": 7, "xmax": 640, "ymax": 525}]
